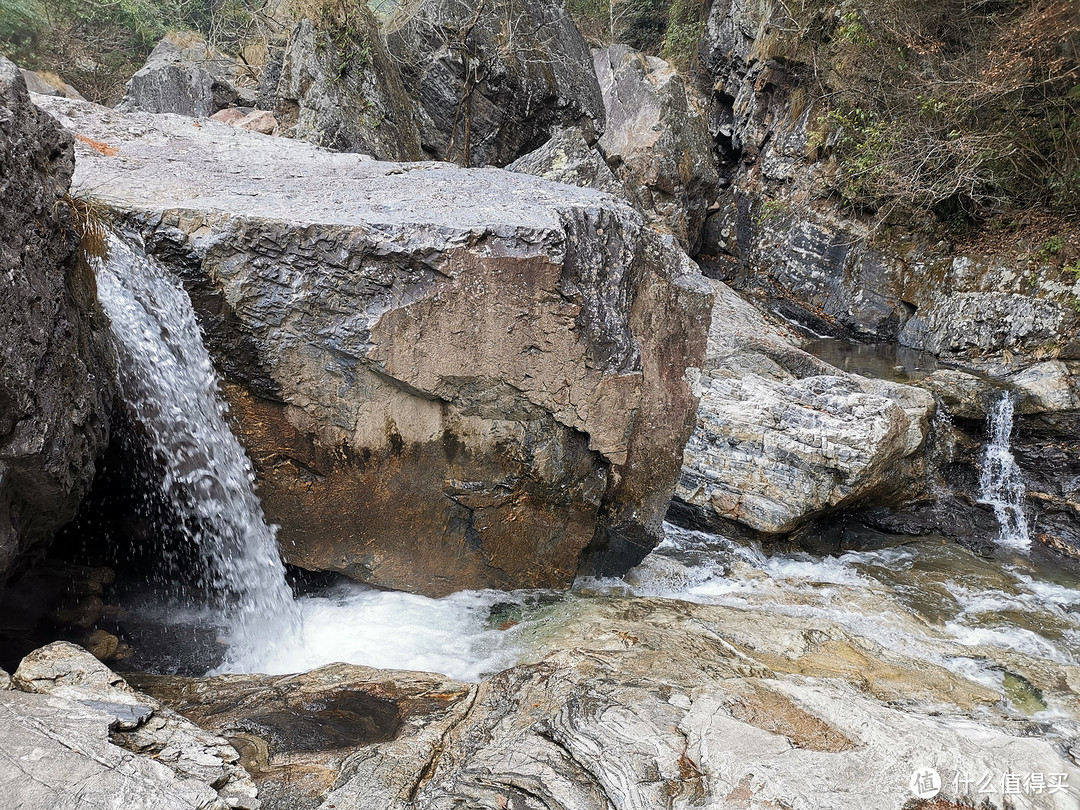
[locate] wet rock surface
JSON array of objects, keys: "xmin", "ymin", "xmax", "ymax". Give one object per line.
[
  {"xmin": 0, "ymin": 57, "xmax": 112, "ymax": 581},
  {"xmin": 593, "ymin": 44, "xmax": 717, "ymax": 253},
  {"xmin": 130, "ymin": 664, "xmax": 476, "ymax": 810},
  {"xmin": 134, "ymin": 597, "xmax": 1080, "ymax": 810},
  {"xmin": 385, "ymin": 0, "xmax": 604, "ymax": 167},
  {"xmin": 35, "ymin": 94, "xmax": 712, "ymax": 596},
  {"xmin": 675, "ymin": 279, "xmax": 934, "ymax": 536}
]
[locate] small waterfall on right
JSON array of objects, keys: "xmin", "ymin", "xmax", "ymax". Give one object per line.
[{"xmin": 978, "ymin": 392, "xmax": 1031, "ymax": 550}]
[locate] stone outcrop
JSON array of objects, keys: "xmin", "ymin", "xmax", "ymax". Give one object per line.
[
  {"xmin": 385, "ymin": 0, "xmax": 605, "ymax": 167},
  {"xmin": 119, "ymin": 31, "xmax": 257, "ymax": 118},
  {"xmin": 261, "ymin": 14, "xmax": 424, "ymax": 161},
  {"xmin": 19, "ymin": 68, "xmax": 84, "ymax": 99},
  {"xmin": 508, "ymin": 127, "xmax": 626, "ymax": 199},
  {"xmin": 0, "ymin": 57, "xmax": 111, "ymax": 581},
  {"xmin": 36, "ymin": 94, "xmax": 712, "ymax": 596},
  {"xmin": 593, "ymin": 44, "xmax": 717, "ymax": 253},
  {"xmin": 695, "ymin": 0, "xmax": 1080, "ymax": 362},
  {"xmin": 129, "ymin": 663, "xmax": 476, "ymax": 809},
  {"xmin": 3, "ymin": 641, "xmax": 258, "ymax": 809},
  {"xmin": 676, "ymin": 279, "xmax": 934, "ymax": 535},
  {"xmin": 132, "ymin": 597, "xmax": 1080, "ymax": 810}
]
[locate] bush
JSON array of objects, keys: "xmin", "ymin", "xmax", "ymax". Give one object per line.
[{"xmin": 790, "ymin": 0, "xmax": 1080, "ymax": 219}]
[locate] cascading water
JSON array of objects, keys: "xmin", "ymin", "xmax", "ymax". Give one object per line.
[
  {"xmin": 92, "ymin": 233, "xmax": 302, "ymax": 665},
  {"xmin": 978, "ymin": 392, "xmax": 1031, "ymax": 550}
]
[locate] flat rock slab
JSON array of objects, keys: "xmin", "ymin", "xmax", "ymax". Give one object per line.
[{"xmin": 35, "ymin": 95, "xmax": 712, "ymax": 595}]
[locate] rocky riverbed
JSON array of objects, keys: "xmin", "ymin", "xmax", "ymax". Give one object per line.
[{"xmin": 1, "ymin": 0, "xmax": 1079, "ymax": 806}]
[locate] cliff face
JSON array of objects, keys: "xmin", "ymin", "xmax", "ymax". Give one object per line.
[
  {"xmin": 0, "ymin": 57, "xmax": 112, "ymax": 581},
  {"xmin": 37, "ymin": 94, "xmax": 712, "ymax": 596},
  {"xmin": 695, "ymin": 0, "xmax": 1079, "ymax": 360}
]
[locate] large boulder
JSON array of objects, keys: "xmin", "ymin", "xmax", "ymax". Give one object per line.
[
  {"xmin": 37, "ymin": 94, "xmax": 712, "ymax": 596},
  {"xmin": 593, "ymin": 44, "xmax": 718, "ymax": 254},
  {"xmin": 0, "ymin": 57, "xmax": 111, "ymax": 581},
  {"xmin": 119, "ymin": 31, "xmax": 257, "ymax": 118},
  {"xmin": 676, "ymin": 279, "xmax": 934, "ymax": 535},
  {"xmin": 385, "ymin": 0, "xmax": 605, "ymax": 167},
  {"xmin": 262, "ymin": 13, "xmax": 424, "ymax": 160}
]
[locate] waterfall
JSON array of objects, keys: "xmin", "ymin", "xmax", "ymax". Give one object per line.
[
  {"xmin": 978, "ymin": 392, "xmax": 1031, "ymax": 550},
  {"xmin": 92, "ymin": 233, "xmax": 302, "ymax": 666}
]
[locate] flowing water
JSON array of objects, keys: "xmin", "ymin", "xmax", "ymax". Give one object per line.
[
  {"xmin": 93, "ymin": 236, "xmax": 1080, "ymax": 738},
  {"xmin": 93, "ymin": 234, "xmax": 302, "ymax": 667},
  {"xmin": 979, "ymin": 393, "xmax": 1032, "ymax": 551}
]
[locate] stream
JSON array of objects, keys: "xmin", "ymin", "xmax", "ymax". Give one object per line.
[{"xmin": 87, "ymin": 232, "xmax": 1080, "ymax": 747}]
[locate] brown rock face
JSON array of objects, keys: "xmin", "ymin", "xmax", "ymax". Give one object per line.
[{"xmin": 38, "ymin": 95, "xmax": 713, "ymax": 595}]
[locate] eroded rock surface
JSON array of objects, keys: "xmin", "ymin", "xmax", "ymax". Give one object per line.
[
  {"xmin": 508, "ymin": 127, "xmax": 626, "ymax": 199},
  {"xmin": 3, "ymin": 641, "xmax": 258, "ymax": 809},
  {"xmin": 130, "ymin": 664, "xmax": 476, "ymax": 810},
  {"xmin": 593, "ymin": 44, "xmax": 717, "ymax": 253},
  {"xmin": 385, "ymin": 0, "xmax": 604, "ymax": 167},
  {"xmin": 676, "ymin": 279, "xmax": 934, "ymax": 535},
  {"xmin": 36, "ymin": 94, "xmax": 712, "ymax": 595},
  {"xmin": 0, "ymin": 57, "xmax": 111, "ymax": 581},
  {"xmin": 695, "ymin": 0, "xmax": 1080, "ymax": 362},
  {"xmin": 262, "ymin": 15, "xmax": 423, "ymax": 160},
  {"xmin": 135, "ymin": 598, "xmax": 1080, "ymax": 810}
]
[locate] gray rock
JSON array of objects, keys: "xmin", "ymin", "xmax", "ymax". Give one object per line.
[
  {"xmin": 19, "ymin": 68, "xmax": 84, "ymax": 99},
  {"xmin": 919, "ymin": 368, "xmax": 1002, "ymax": 420},
  {"xmin": 36, "ymin": 93, "xmax": 713, "ymax": 595},
  {"xmin": 593, "ymin": 44, "xmax": 718, "ymax": 253},
  {"xmin": 1007, "ymin": 361, "xmax": 1080, "ymax": 414},
  {"xmin": 0, "ymin": 690, "xmax": 228, "ymax": 810},
  {"xmin": 0, "ymin": 56, "xmax": 112, "ymax": 581},
  {"xmin": 508, "ymin": 127, "xmax": 626, "ymax": 199},
  {"xmin": 264, "ymin": 16, "xmax": 423, "ymax": 160},
  {"xmin": 135, "ymin": 598, "xmax": 1080, "ymax": 810},
  {"xmin": 13, "ymin": 642, "xmax": 259, "ymax": 809},
  {"xmin": 695, "ymin": 0, "xmax": 1080, "ymax": 364},
  {"xmin": 119, "ymin": 32, "xmax": 257, "ymax": 118},
  {"xmin": 677, "ymin": 279, "xmax": 934, "ymax": 534},
  {"xmin": 386, "ymin": 0, "xmax": 605, "ymax": 167},
  {"xmin": 0, "ymin": 667, "xmax": 9, "ymax": 690}
]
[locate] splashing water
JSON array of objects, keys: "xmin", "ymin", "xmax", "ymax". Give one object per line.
[
  {"xmin": 978, "ymin": 393, "xmax": 1031, "ymax": 550},
  {"xmin": 93, "ymin": 233, "xmax": 302, "ymax": 665}
]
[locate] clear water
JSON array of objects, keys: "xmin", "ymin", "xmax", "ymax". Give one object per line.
[
  {"xmin": 93, "ymin": 234, "xmax": 302, "ymax": 667},
  {"xmin": 95, "ymin": 236, "xmax": 1078, "ymax": 731},
  {"xmin": 978, "ymin": 393, "xmax": 1031, "ymax": 550}
]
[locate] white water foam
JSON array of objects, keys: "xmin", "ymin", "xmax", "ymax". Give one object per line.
[
  {"xmin": 94, "ymin": 234, "xmax": 302, "ymax": 666},
  {"xmin": 235, "ymin": 582, "xmax": 530, "ymax": 681}
]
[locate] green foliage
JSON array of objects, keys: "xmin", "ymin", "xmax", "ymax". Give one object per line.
[
  {"xmin": 659, "ymin": 0, "xmax": 703, "ymax": 73},
  {"xmin": 0, "ymin": 0, "xmax": 216, "ymax": 100},
  {"xmin": 756, "ymin": 198, "xmax": 791, "ymax": 224},
  {"xmin": 793, "ymin": 0, "xmax": 1080, "ymax": 220}
]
